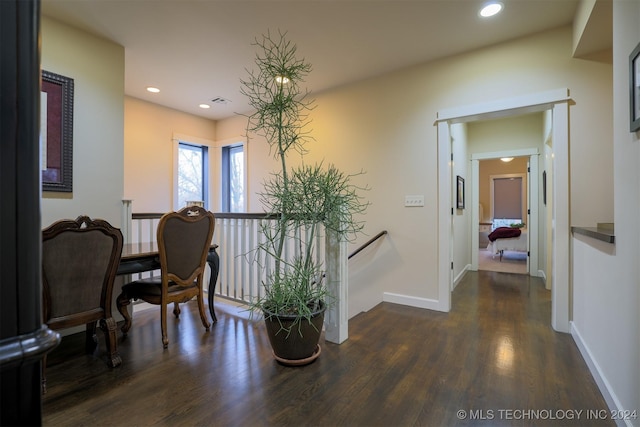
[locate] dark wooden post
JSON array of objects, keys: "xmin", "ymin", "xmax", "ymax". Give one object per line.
[{"xmin": 1, "ymin": 0, "xmax": 60, "ymax": 424}]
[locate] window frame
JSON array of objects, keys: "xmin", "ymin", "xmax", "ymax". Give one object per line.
[
  {"xmin": 173, "ymin": 133, "xmax": 215, "ymax": 211},
  {"xmin": 221, "ymin": 144, "xmax": 245, "ymax": 212},
  {"xmin": 216, "ymin": 137, "xmax": 248, "ymax": 213}
]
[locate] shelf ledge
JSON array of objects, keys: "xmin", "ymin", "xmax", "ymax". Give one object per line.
[{"xmin": 571, "ymin": 223, "xmax": 615, "ymax": 244}]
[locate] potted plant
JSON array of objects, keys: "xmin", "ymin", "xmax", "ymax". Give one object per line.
[{"xmin": 241, "ymin": 31, "xmax": 368, "ymax": 365}]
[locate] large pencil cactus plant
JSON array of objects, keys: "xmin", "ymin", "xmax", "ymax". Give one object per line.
[{"xmin": 241, "ymin": 31, "xmax": 368, "ymax": 340}]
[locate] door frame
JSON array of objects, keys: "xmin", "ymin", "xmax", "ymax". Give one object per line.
[
  {"xmin": 470, "ymin": 151, "xmax": 538, "ymax": 276},
  {"xmin": 435, "ymin": 88, "xmax": 571, "ymax": 332}
]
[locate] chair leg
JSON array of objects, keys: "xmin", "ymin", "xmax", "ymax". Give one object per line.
[
  {"xmin": 161, "ymin": 303, "xmax": 169, "ymax": 348},
  {"xmin": 116, "ymin": 292, "xmax": 133, "ymax": 335},
  {"xmin": 207, "ymin": 251, "xmax": 220, "ymax": 323},
  {"xmin": 100, "ymin": 317, "xmax": 122, "ymax": 368},
  {"xmin": 85, "ymin": 321, "xmax": 98, "ymax": 354},
  {"xmin": 196, "ymin": 292, "xmax": 211, "ymax": 331},
  {"xmin": 42, "ymin": 355, "xmax": 48, "ymax": 394},
  {"xmin": 173, "ymin": 302, "xmax": 181, "ymax": 318}
]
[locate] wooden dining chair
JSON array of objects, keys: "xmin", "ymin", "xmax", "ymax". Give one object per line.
[
  {"xmin": 41, "ymin": 216, "xmax": 124, "ymax": 393},
  {"xmin": 116, "ymin": 206, "xmax": 215, "ymax": 348}
]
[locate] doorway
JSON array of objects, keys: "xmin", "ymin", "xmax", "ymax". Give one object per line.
[
  {"xmin": 478, "ymin": 163, "xmax": 529, "ymax": 275},
  {"xmin": 435, "ymin": 88, "xmax": 572, "ymax": 333},
  {"xmin": 472, "ymin": 152, "xmax": 537, "ymax": 276}
]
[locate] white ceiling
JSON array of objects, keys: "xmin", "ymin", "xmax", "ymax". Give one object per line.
[{"xmin": 42, "ymin": 0, "xmax": 598, "ymax": 121}]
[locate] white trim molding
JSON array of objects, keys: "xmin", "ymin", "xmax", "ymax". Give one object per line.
[
  {"xmin": 571, "ymin": 322, "xmax": 632, "ymax": 426},
  {"xmin": 436, "ymin": 88, "xmax": 572, "ymax": 332},
  {"xmin": 172, "ymin": 133, "xmax": 216, "ymax": 211},
  {"xmin": 383, "ymin": 292, "xmax": 441, "ymax": 311},
  {"xmin": 214, "ymin": 136, "xmax": 248, "ymax": 212}
]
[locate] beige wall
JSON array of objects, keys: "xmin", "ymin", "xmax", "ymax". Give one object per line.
[
  {"xmin": 468, "ymin": 113, "xmax": 544, "ymax": 155},
  {"xmin": 124, "ymin": 97, "xmax": 216, "ymax": 212},
  {"xmin": 218, "ymin": 25, "xmax": 613, "ymax": 311},
  {"xmin": 41, "ymin": 17, "xmax": 125, "ymax": 228}
]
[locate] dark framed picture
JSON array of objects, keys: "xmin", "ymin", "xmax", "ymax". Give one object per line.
[
  {"xmin": 41, "ymin": 70, "xmax": 74, "ymax": 192},
  {"xmin": 630, "ymin": 41, "xmax": 640, "ymax": 132},
  {"xmin": 456, "ymin": 175, "xmax": 465, "ymax": 209}
]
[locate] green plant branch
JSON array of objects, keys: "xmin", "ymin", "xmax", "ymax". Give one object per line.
[{"xmin": 241, "ymin": 31, "xmax": 368, "ymax": 336}]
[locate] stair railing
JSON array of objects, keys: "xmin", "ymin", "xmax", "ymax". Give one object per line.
[{"xmin": 348, "ymin": 230, "xmax": 388, "ymax": 260}]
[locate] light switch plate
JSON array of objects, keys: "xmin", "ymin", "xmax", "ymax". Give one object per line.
[{"xmin": 405, "ymin": 195, "xmax": 425, "ymax": 207}]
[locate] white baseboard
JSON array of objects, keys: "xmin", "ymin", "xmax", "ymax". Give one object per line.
[
  {"xmin": 571, "ymin": 322, "xmax": 633, "ymax": 427},
  {"xmin": 382, "ymin": 292, "xmax": 443, "ymax": 312},
  {"xmin": 537, "ymin": 269, "xmax": 546, "ymax": 282},
  {"xmin": 453, "ymin": 264, "xmax": 470, "ymax": 291}
]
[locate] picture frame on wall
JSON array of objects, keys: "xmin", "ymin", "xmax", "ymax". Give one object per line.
[
  {"xmin": 630, "ymin": 41, "xmax": 640, "ymax": 132},
  {"xmin": 456, "ymin": 175, "xmax": 465, "ymax": 209},
  {"xmin": 41, "ymin": 70, "xmax": 74, "ymax": 192}
]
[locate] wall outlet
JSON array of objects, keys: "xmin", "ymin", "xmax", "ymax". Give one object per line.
[{"xmin": 405, "ymin": 195, "xmax": 425, "ymax": 207}]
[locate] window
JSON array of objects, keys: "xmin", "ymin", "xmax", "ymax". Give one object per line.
[
  {"xmin": 177, "ymin": 142, "xmax": 208, "ymax": 209},
  {"xmin": 490, "ymin": 174, "xmax": 526, "ymax": 221},
  {"xmin": 221, "ymin": 144, "xmax": 244, "ymax": 212}
]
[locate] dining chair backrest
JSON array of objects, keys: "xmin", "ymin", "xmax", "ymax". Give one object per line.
[
  {"xmin": 157, "ymin": 206, "xmax": 215, "ymax": 285},
  {"xmin": 42, "ymin": 216, "xmax": 123, "ymax": 328}
]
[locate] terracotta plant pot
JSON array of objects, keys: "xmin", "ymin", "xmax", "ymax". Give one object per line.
[{"xmin": 263, "ymin": 301, "xmax": 326, "ymax": 365}]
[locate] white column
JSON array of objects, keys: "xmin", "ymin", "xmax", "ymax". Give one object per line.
[
  {"xmin": 324, "ymin": 229, "xmax": 349, "ymax": 344},
  {"xmin": 121, "ymin": 199, "xmax": 132, "ymax": 244},
  {"xmin": 551, "ymin": 102, "xmax": 571, "ymax": 333},
  {"xmin": 437, "ymin": 120, "xmax": 452, "ymax": 311},
  {"xmin": 471, "ymin": 159, "xmax": 480, "ymax": 270}
]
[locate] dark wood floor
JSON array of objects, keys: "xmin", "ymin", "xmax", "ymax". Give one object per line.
[{"xmin": 43, "ymin": 271, "xmax": 612, "ymax": 426}]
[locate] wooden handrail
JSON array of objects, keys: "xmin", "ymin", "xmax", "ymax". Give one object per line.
[
  {"xmin": 132, "ymin": 213, "xmax": 388, "ymax": 257},
  {"xmin": 348, "ymin": 230, "xmax": 388, "ymax": 260},
  {"xmin": 212, "ymin": 212, "xmax": 280, "ymax": 220},
  {"xmin": 133, "ymin": 212, "xmax": 280, "ymax": 220},
  {"xmin": 132, "ymin": 213, "xmax": 164, "ymax": 220}
]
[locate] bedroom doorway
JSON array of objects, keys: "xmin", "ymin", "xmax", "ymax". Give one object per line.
[
  {"xmin": 475, "ymin": 157, "xmax": 534, "ymax": 276},
  {"xmin": 435, "ymin": 88, "xmax": 572, "ymax": 333}
]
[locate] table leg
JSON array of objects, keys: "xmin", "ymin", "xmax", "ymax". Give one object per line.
[{"xmin": 206, "ymin": 249, "xmax": 220, "ymax": 323}]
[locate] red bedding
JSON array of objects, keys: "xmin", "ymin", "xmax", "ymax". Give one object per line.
[{"xmin": 488, "ymin": 227, "xmax": 522, "ymax": 242}]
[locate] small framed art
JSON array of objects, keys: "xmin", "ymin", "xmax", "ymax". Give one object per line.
[{"xmin": 456, "ymin": 175, "xmax": 465, "ymax": 209}]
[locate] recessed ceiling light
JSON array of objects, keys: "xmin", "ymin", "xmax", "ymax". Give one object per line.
[
  {"xmin": 500, "ymin": 157, "xmax": 514, "ymax": 162},
  {"xmin": 480, "ymin": 2, "xmax": 503, "ymax": 17},
  {"xmin": 275, "ymin": 76, "xmax": 290, "ymax": 84},
  {"xmin": 146, "ymin": 86, "xmax": 160, "ymax": 93},
  {"xmin": 199, "ymin": 104, "xmax": 211, "ymax": 109}
]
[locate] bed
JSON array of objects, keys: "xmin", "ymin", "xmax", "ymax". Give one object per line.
[
  {"xmin": 486, "ymin": 219, "xmax": 528, "ymax": 261},
  {"xmin": 487, "ymin": 231, "xmax": 527, "ymax": 261}
]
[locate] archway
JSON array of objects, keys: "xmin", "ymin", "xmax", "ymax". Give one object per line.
[{"xmin": 435, "ymin": 88, "xmax": 571, "ymax": 332}]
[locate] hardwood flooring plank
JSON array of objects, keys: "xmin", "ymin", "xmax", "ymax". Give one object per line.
[{"xmin": 43, "ymin": 271, "xmax": 612, "ymax": 426}]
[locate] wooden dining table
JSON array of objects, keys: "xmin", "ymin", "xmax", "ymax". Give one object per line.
[{"xmin": 116, "ymin": 242, "xmax": 220, "ymax": 322}]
